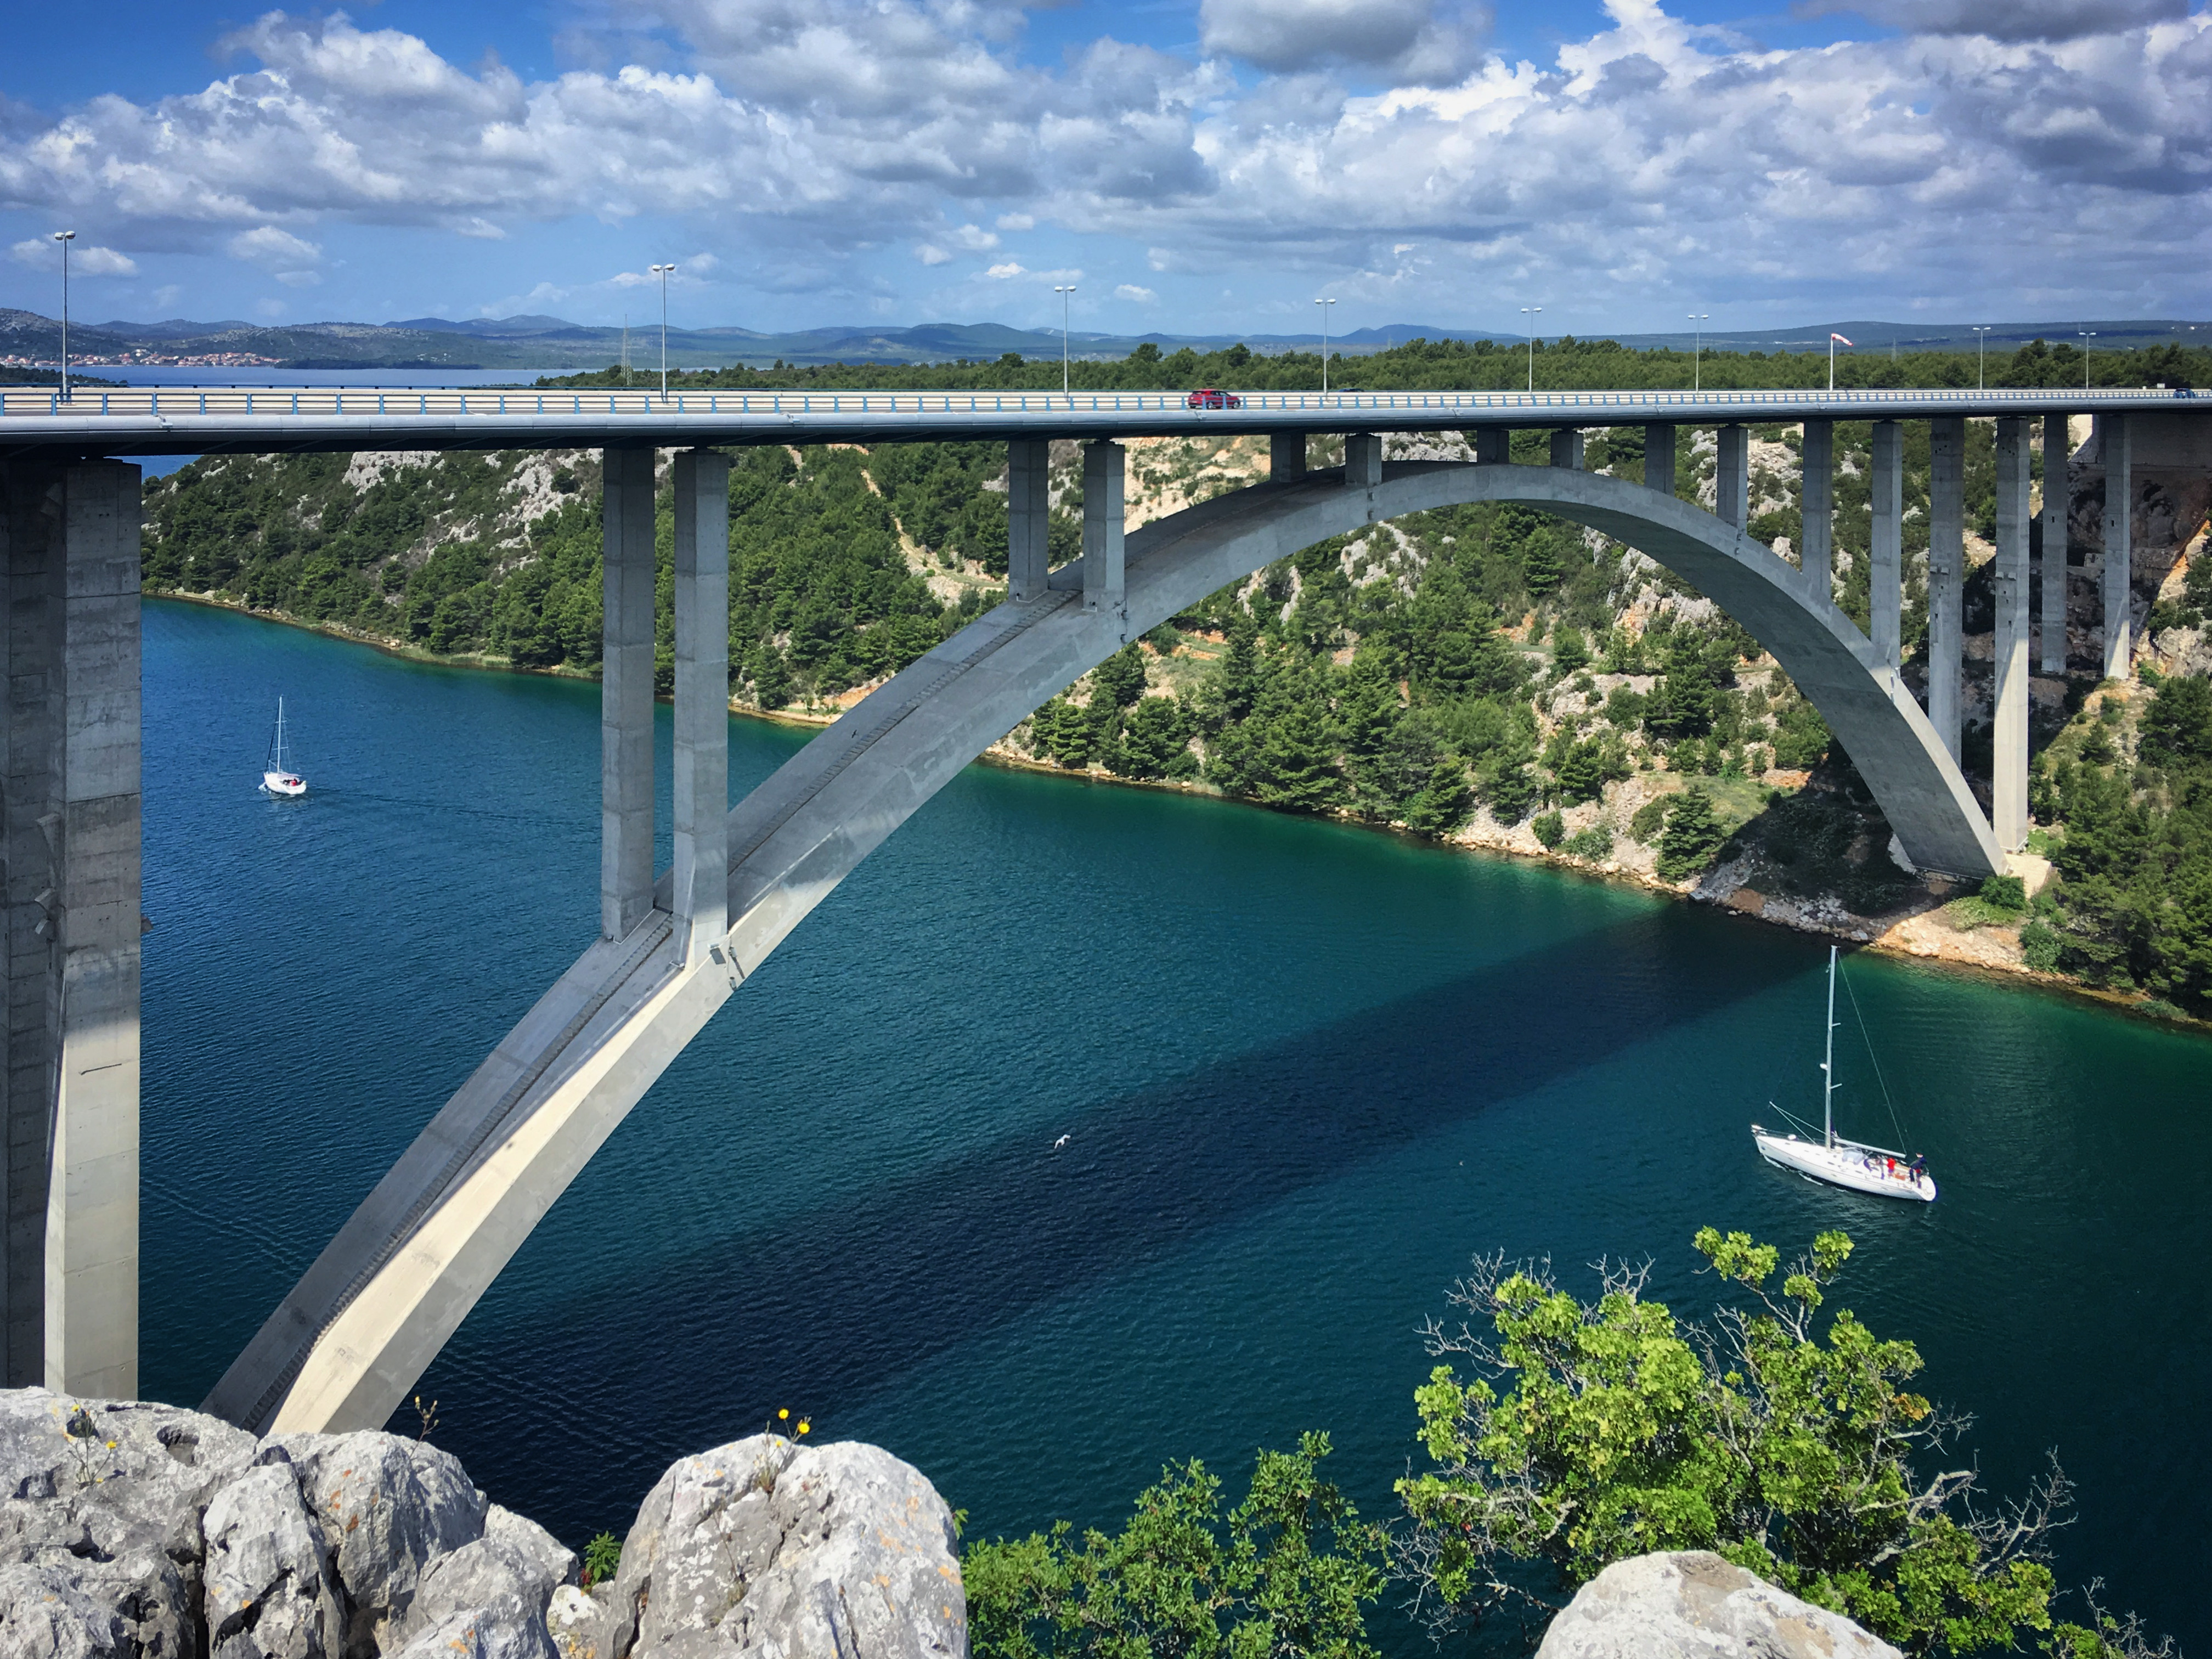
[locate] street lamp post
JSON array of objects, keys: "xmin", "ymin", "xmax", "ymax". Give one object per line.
[
  {"xmin": 1687, "ymin": 312, "xmax": 1709, "ymax": 392},
  {"xmin": 1971, "ymin": 326, "xmax": 1992, "ymax": 390},
  {"xmin": 52, "ymin": 230, "xmax": 75, "ymax": 399},
  {"xmin": 1054, "ymin": 285, "xmax": 1076, "ymax": 396},
  {"xmin": 1315, "ymin": 297, "xmax": 1336, "ymax": 394},
  {"xmin": 650, "ymin": 264, "xmax": 675, "ymax": 397},
  {"xmin": 2079, "ymin": 330, "xmax": 2095, "ymax": 391},
  {"xmin": 1520, "ymin": 306, "xmax": 1542, "ymax": 392}
]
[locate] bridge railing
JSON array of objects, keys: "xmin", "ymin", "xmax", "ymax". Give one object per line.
[{"xmin": 0, "ymin": 385, "xmax": 2198, "ymax": 421}]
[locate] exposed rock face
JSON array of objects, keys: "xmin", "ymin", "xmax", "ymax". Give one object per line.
[
  {"xmin": 1536, "ymin": 1551, "xmax": 1901, "ymax": 1658},
  {"xmin": 1, "ymin": 1390, "xmax": 963, "ymax": 1659},
  {"xmin": 607, "ymin": 1434, "xmax": 965, "ymax": 1659}
]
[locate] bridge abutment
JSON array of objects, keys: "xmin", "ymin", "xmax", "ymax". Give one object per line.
[
  {"xmin": 2041, "ymin": 414, "xmax": 2070, "ymax": 674},
  {"xmin": 673, "ymin": 451, "xmax": 730, "ymax": 964},
  {"xmin": 1800, "ymin": 420, "xmax": 1833, "ymax": 600},
  {"xmin": 1644, "ymin": 424, "xmax": 1675, "ymax": 495},
  {"xmin": 1994, "ymin": 419, "xmax": 2033, "ymax": 851},
  {"xmin": 1928, "ymin": 417, "xmax": 1965, "ymax": 761},
  {"xmin": 601, "ymin": 445, "xmax": 656, "ymax": 941},
  {"xmin": 1870, "ymin": 421, "xmax": 1903, "ymax": 672},
  {"xmin": 0, "ymin": 456, "xmax": 142, "ymax": 1398},
  {"xmin": 2100, "ymin": 414, "xmax": 2133, "ymax": 680}
]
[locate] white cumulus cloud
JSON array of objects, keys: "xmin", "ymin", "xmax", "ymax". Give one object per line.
[{"xmin": 1115, "ymin": 283, "xmax": 1158, "ymax": 302}]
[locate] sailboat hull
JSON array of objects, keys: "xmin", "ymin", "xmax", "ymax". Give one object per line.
[
  {"xmin": 263, "ymin": 770, "xmax": 306, "ymax": 798},
  {"xmin": 1752, "ymin": 1128, "xmax": 1935, "ymax": 1201}
]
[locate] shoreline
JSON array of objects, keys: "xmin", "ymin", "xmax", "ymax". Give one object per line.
[{"xmin": 149, "ymin": 586, "xmax": 2207, "ymax": 1035}]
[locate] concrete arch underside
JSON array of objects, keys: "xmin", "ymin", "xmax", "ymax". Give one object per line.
[{"xmin": 205, "ymin": 461, "xmax": 2000, "ymax": 1436}]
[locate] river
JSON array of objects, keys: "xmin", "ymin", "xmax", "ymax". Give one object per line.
[{"xmin": 139, "ymin": 599, "xmax": 2210, "ymax": 1650}]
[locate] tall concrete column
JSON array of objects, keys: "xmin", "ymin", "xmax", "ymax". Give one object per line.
[
  {"xmin": 1800, "ymin": 420, "xmax": 1833, "ymax": 601},
  {"xmin": 1644, "ymin": 424, "xmax": 1675, "ymax": 496},
  {"xmin": 1994, "ymin": 418, "xmax": 2032, "ymax": 853},
  {"xmin": 671, "ymin": 451, "xmax": 729, "ymax": 966},
  {"xmin": 1269, "ymin": 432, "xmax": 1306, "ymax": 483},
  {"xmin": 1006, "ymin": 439, "xmax": 1050, "ymax": 602},
  {"xmin": 1869, "ymin": 420, "xmax": 1903, "ymax": 672},
  {"xmin": 600, "ymin": 445, "xmax": 657, "ymax": 942},
  {"xmin": 2100, "ymin": 414, "xmax": 2132, "ymax": 680},
  {"xmin": 2040, "ymin": 413, "xmax": 2069, "ymax": 673},
  {"xmin": 1082, "ymin": 441, "xmax": 1124, "ymax": 616},
  {"xmin": 1344, "ymin": 433, "xmax": 1383, "ymax": 489},
  {"xmin": 1, "ymin": 458, "xmax": 142, "ymax": 1397},
  {"xmin": 1927, "ymin": 417, "xmax": 1966, "ymax": 761},
  {"xmin": 1548, "ymin": 428, "xmax": 1584, "ymax": 470},
  {"xmin": 1716, "ymin": 425, "xmax": 1748, "ymax": 528},
  {"xmin": 1475, "ymin": 427, "xmax": 1508, "ymax": 465}
]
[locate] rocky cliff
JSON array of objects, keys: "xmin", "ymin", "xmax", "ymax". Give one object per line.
[{"xmin": 0, "ymin": 1389, "xmax": 962, "ymax": 1659}]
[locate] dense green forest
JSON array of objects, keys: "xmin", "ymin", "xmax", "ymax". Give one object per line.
[
  {"xmin": 534, "ymin": 332, "xmax": 2210, "ymax": 397},
  {"xmin": 140, "ymin": 333, "xmax": 2212, "ymax": 1022}
]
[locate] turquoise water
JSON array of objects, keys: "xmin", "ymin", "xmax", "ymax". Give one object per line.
[{"xmin": 141, "ymin": 599, "xmax": 2210, "ymax": 1648}]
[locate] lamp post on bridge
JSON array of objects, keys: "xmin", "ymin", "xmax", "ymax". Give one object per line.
[
  {"xmin": 1315, "ymin": 296, "xmax": 1335, "ymax": 394},
  {"xmin": 650, "ymin": 264, "xmax": 675, "ymax": 398},
  {"xmin": 1055, "ymin": 285, "xmax": 1076, "ymax": 397},
  {"xmin": 1520, "ymin": 306, "xmax": 1542, "ymax": 392},
  {"xmin": 52, "ymin": 230, "xmax": 75, "ymax": 400},
  {"xmin": 1972, "ymin": 325, "xmax": 1991, "ymax": 390},
  {"xmin": 2078, "ymin": 330, "xmax": 2095, "ymax": 390},
  {"xmin": 1688, "ymin": 312, "xmax": 1708, "ymax": 392}
]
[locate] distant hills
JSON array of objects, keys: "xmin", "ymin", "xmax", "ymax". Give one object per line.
[{"xmin": 1, "ymin": 306, "xmax": 2202, "ymax": 373}]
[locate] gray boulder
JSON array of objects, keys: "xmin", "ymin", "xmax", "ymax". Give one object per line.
[
  {"xmin": 0, "ymin": 1388, "xmax": 257, "ymax": 1659},
  {"xmin": 1536, "ymin": 1551, "xmax": 1903, "ymax": 1658},
  {"xmin": 545, "ymin": 1585, "xmax": 616, "ymax": 1659},
  {"xmin": 395, "ymin": 1508, "xmax": 578, "ymax": 1659},
  {"xmin": 0, "ymin": 1562, "xmax": 128, "ymax": 1659},
  {"xmin": 271, "ymin": 1430, "xmax": 491, "ymax": 1659},
  {"xmin": 201, "ymin": 1459, "xmax": 347, "ymax": 1659},
  {"xmin": 389, "ymin": 1608, "xmax": 550, "ymax": 1659},
  {"xmin": 606, "ymin": 1435, "xmax": 964, "ymax": 1659}
]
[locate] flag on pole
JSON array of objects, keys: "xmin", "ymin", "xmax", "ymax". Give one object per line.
[{"xmin": 1830, "ymin": 332, "xmax": 1854, "ymax": 346}]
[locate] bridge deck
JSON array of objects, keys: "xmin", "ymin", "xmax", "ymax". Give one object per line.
[{"xmin": 1, "ymin": 383, "xmax": 2197, "ymax": 455}]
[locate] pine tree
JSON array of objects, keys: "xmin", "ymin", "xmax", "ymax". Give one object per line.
[{"xmin": 1656, "ymin": 787, "xmax": 1727, "ymax": 881}]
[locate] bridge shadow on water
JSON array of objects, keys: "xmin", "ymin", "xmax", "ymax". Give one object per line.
[{"xmin": 409, "ymin": 901, "xmax": 1808, "ymax": 1535}]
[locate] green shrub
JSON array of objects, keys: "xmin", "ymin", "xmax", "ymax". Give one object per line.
[
  {"xmin": 1562, "ymin": 825, "xmax": 1613, "ymax": 861},
  {"xmin": 1977, "ymin": 873, "xmax": 2027, "ymax": 911},
  {"xmin": 1655, "ymin": 787, "xmax": 1726, "ymax": 880},
  {"xmin": 1629, "ymin": 797, "xmax": 1669, "ymax": 843},
  {"xmin": 2021, "ymin": 919, "xmax": 2062, "ymax": 971},
  {"xmin": 583, "ymin": 1530, "xmax": 622, "ymax": 1587},
  {"xmin": 1532, "ymin": 810, "xmax": 1565, "ymax": 849}
]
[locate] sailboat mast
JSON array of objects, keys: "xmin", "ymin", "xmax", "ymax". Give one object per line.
[{"xmin": 1822, "ymin": 945, "xmax": 1838, "ymax": 1148}]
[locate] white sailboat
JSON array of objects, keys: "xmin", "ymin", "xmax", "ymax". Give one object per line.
[
  {"xmin": 262, "ymin": 698, "xmax": 307, "ymax": 797},
  {"xmin": 1752, "ymin": 946, "xmax": 1934, "ymax": 1202}
]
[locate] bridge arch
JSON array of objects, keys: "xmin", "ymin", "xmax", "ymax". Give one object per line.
[{"xmin": 208, "ymin": 459, "xmax": 1998, "ymax": 1436}]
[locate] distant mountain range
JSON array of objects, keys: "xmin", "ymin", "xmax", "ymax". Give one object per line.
[{"xmin": 1, "ymin": 306, "xmax": 2202, "ymax": 372}]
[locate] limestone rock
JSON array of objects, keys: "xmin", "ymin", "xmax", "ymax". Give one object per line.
[
  {"xmin": 486, "ymin": 1503, "xmax": 580, "ymax": 1591},
  {"xmin": 272, "ymin": 1430, "xmax": 491, "ymax": 1659},
  {"xmin": 0, "ymin": 1562, "xmax": 129, "ymax": 1659},
  {"xmin": 398, "ymin": 1518, "xmax": 573, "ymax": 1659},
  {"xmin": 0, "ymin": 1388, "xmax": 257, "ymax": 1658},
  {"xmin": 390, "ymin": 1607, "xmax": 551, "ymax": 1659},
  {"xmin": 606, "ymin": 1435, "xmax": 964, "ymax": 1659},
  {"xmin": 546, "ymin": 1585, "xmax": 616, "ymax": 1659},
  {"xmin": 1536, "ymin": 1551, "xmax": 1902, "ymax": 1658},
  {"xmin": 201, "ymin": 1459, "xmax": 347, "ymax": 1659}
]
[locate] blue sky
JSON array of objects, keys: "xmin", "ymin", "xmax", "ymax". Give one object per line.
[{"xmin": 2, "ymin": 0, "xmax": 2204, "ymax": 338}]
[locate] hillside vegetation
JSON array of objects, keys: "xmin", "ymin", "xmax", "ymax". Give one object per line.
[{"xmin": 140, "ymin": 337, "xmax": 2212, "ymax": 1021}]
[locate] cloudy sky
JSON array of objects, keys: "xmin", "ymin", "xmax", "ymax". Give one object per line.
[{"xmin": 1, "ymin": 0, "xmax": 2205, "ymax": 337}]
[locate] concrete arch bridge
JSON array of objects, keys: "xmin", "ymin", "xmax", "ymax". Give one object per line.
[{"xmin": 3, "ymin": 386, "xmax": 2183, "ymax": 1416}]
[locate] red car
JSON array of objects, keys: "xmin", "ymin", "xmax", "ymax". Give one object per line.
[{"xmin": 1186, "ymin": 388, "xmax": 1243, "ymax": 409}]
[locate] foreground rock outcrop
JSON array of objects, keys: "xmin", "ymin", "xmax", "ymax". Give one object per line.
[
  {"xmin": 0, "ymin": 1390, "xmax": 963, "ymax": 1659},
  {"xmin": 1536, "ymin": 1551, "xmax": 1901, "ymax": 1658}
]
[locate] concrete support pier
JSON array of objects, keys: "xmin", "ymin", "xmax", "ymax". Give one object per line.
[
  {"xmin": 1007, "ymin": 439, "xmax": 1051, "ymax": 602},
  {"xmin": 1927, "ymin": 417, "xmax": 1965, "ymax": 761},
  {"xmin": 1800, "ymin": 420, "xmax": 1833, "ymax": 600},
  {"xmin": 671, "ymin": 450, "xmax": 729, "ymax": 965},
  {"xmin": 2041, "ymin": 413, "xmax": 2069, "ymax": 673},
  {"xmin": 1869, "ymin": 420, "xmax": 1903, "ymax": 672},
  {"xmin": 1476, "ymin": 428, "xmax": 1508, "ymax": 465},
  {"xmin": 1644, "ymin": 425, "xmax": 1675, "ymax": 496},
  {"xmin": 1344, "ymin": 433, "xmax": 1383, "ymax": 489},
  {"xmin": 1716, "ymin": 425, "xmax": 1748, "ymax": 528},
  {"xmin": 2100, "ymin": 414, "xmax": 2133, "ymax": 680},
  {"xmin": 600, "ymin": 445, "xmax": 656, "ymax": 941},
  {"xmin": 1082, "ymin": 441, "xmax": 1125, "ymax": 616},
  {"xmin": 1, "ymin": 458, "xmax": 143, "ymax": 1397},
  {"xmin": 1548, "ymin": 429, "xmax": 1584, "ymax": 470},
  {"xmin": 1994, "ymin": 419, "xmax": 2033, "ymax": 853},
  {"xmin": 1270, "ymin": 432, "xmax": 1306, "ymax": 483}
]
